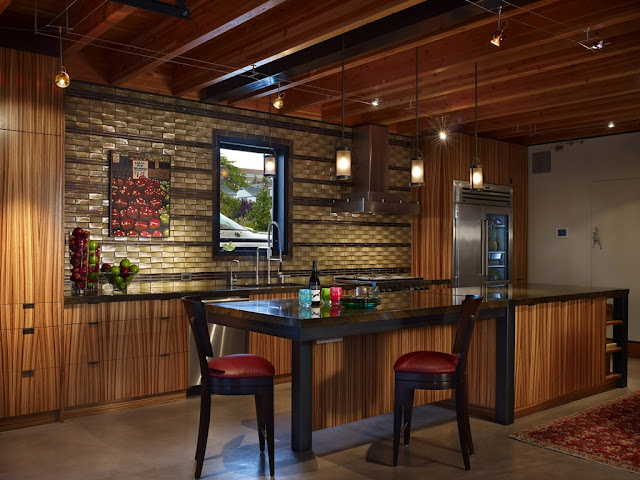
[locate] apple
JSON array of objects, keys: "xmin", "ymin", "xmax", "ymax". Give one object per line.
[
  {"xmin": 88, "ymin": 255, "xmax": 98, "ymax": 265},
  {"xmin": 129, "ymin": 264, "xmax": 139, "ymax": 274},
  {"xmin": 120, "ymin": 266, "xmax": 130, "ymax": 278},
  {"xmin": 89, "ymin": 240, "xmax": 98, "ymax": 250},
  {"xmin": 72, "ymin": 227, "xmax": 84, "ymax": 238},
  {"xmin": 109, "ymin": 266, "xmax": 120, "ymax": 276},
  {"xmin": 101, "ymin": 263, "xmax": 111, "ymax": 272},
  {"xmin": 120, "ymin": 259, "xmax": 131, "ymax": 269}
]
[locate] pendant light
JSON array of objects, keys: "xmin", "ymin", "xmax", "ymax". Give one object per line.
[
  {"xmin": 490, "ymin": 6, "xmax": 507, "ymax": 47},
  {"xmin": 470, "ymin": 62, "xmax": 484, "ymax": 190},
  {"xmin": 409, "ymin": 47, "xmax": 424, "ymax": 187},
  {"xmin": 335, "ymin": 34, "xmax": 351, "ymax": 181},
  {"xmin": 55, "ymin": 26, "xmax": 70, "ymax": 88},
  {"xmin": 273, "ymin": 83, "xmax": 284, "ymax": 109},
  {"xmin": 264, "ymin": 95, "xmax": 277, "ymax": 178}
]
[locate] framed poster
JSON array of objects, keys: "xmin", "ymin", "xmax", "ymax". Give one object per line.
[{"xmin": 109, "ymin": 151, "xmax": 171, "ymax": 237}]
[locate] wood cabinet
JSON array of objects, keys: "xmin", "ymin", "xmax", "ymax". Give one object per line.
[
  {"xmin": 0, "ymin": 49, "xmax": 65, "ymax": 421},
  {"xmin": 63, "ymin": 299, "xmax": 189, "ymax": 408}
]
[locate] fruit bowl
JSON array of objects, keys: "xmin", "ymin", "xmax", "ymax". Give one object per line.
[{"xmin": 100, "ymin": 259, "xmax": 139, "ymax": 293}]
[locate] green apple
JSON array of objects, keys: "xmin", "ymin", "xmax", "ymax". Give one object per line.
[
  {"xmin": 89, "ymin": 240, "xmax": 98, "ymax": 250},
  {"xmin": 88, "ymin": 255, "xmax": 98, "ymax": 265},
  {"xmin": 109, "ymin": 266, "xmax": 120, "ymax": 276},
  {"xmin": 120, "ymin": 258, "xmax": 131, "ymax": 269},
  {"xmin": 159, "ymin": 213, "xmax": 169, "ymax": 226},
  {"xmin": 125, "ymin": 275, "xmax": 134, "ymax": 283},
  {"xmin": 112, "ymin": 275, "xmax": 124, "ymax": 285},
  {"xmin": 129, "ymin": 264, "xmax": 139, "ymax": 274},
  {"xmin": 87, "ymin": 272, "xmax": 99, "ymax": 281}
]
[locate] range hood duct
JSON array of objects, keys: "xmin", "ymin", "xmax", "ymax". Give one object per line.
[{"xmin": 331, "ymin": 124, "xmax": 420, "ymax": 215}]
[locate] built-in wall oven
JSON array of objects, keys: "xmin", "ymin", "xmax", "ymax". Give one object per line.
[{"xmin": 187, "ymin": 296, "xmax": 249, "ymax": 395}]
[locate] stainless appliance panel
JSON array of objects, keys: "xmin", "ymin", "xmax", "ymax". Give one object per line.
[
  {"xmin": 454, "ymin": 203, "xmax": 484, "ymax": 287},
  {"xmin": 188, "ymin": 297, "xmax": 249, "ymax": 391}
]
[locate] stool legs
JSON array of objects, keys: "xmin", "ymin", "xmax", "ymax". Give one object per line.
[
  {"xmin": 455, "ymin": 380, "xmax": 471, "ymax": 471},
  {"xmin": 392, "ymin": 381, "xmax": 415, "ymax": 467},
  {"xmin": 255, "ymin": 387, "xmax": 275, "ymax": 477},
  {"xmin": 195, "ymin": 390, "xmax": 211, "ymax": 478}
]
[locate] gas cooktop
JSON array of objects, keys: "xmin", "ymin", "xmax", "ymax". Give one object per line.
[{"xmin": 333, "ymin": 275, "xmax": 430, "ymax": 291}]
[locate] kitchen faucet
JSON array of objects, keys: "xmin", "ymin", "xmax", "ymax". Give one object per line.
[
  {"xmin": 229, "ymin": 259, "xmax": 239, "ymax": 286},
  {"xmin": 266, "ymin": 221, "xmax": 283, "ymax": 284}
]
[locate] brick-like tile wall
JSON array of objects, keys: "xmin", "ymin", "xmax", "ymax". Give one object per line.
[{"xmin": 64, "ymin": 82, "xmax": 414, "ymax": 284}]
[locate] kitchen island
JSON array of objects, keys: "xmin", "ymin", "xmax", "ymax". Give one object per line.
[{"xmin": 204, "ymin": 284, "xmax": 628, "ymax": 452}]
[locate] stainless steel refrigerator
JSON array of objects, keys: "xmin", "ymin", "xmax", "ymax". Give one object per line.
[{"xmin": 452, "ymin": 180, "xmax": 513, "ymax": 287}]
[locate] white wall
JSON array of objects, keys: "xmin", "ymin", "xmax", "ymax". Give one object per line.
[{"xmin": 528, "ymin": 131, "xmax": 640, "ymax": 341}]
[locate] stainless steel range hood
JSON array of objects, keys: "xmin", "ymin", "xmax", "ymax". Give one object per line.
[{"xmin": 331, "ymin": 124, "xmax": 420, "ymax": 215}]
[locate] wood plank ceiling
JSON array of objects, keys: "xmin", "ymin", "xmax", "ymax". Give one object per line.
[{"xmin": 1, "ymin": 0, "xmax": 639, "ymax": 145}]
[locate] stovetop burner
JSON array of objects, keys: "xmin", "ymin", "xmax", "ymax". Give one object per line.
[{"xmin": 333, "ymin": 275, "xmax": 430, "ymax": 291}]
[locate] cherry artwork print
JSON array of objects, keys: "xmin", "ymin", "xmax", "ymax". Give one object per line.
[{"xmin": 109, "ymin": 152, "xmax": 171, "ymax": 237}]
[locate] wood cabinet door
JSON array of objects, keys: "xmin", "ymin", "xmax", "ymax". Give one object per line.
[
  {"xmin": 155, "ymin": 352, "xmax": 187, "ymax": 394},
  {"xmin": 0, "ymin": 303, "xmax": 61, "ymax": 330},
  {"xmin": 64, "ymin": 362, "xmax": 104, "ymax": 408},
  {"xmin": 0, "ymin": 132, "xmax": 63, "ymax": 305},
  {"xmin": 4, "ymin": 367, "xmax": 60, "ymax": 416},
  {"xmin": 1, "ymin": 326, "xmax": 60, "ymax": 373},
  {"xmin": 64, "ymin": 323, "xmax": 101, "ymax": 365}
]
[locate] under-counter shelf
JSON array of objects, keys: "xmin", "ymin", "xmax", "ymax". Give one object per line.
[
  {"xmin": 605, "ymin": 373, "xmax": 623, "ymax": 381},
  {"xmin": 606, "ymin": 320, "xmax": 624, "ymax": 326},
  {"xmin": 606, "ymin": 346, "xmax": 622, "ymax": 354}
]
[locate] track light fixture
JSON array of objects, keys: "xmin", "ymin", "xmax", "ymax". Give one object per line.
[
  {"xmin": 490, "ymin": 6, "xmax": 508, "ymax": 47},
  {"xmin": 438, "ymin": 116, "xmax": 447, "ymax": 140},
  {"xmin": 273, "ymin": 83, "xmax": 284, "ymax": 109},
  {"xmin": 55, "ymin": 26, "xmax": 70, "ymax": 88},
  {"xmin": 409, "ymin": 47, "xmax": 424, "ymax": 188},
  {"xmin": 579, "ymin": 28, "xmax": 609, "ymax": 51},
  {"xmin": 470, "ymin": 62, "xmax": 484, "ymax": 191},
  {"xmin": 608, "ymin": 121, "xmax": 615, "ymax": 129},
  {"xmin": 336, "ymin": 35, "xmax": 351, "ymax": 181},
  {"xmin": 371, "ymin": 98, "xmax": 379, "ymax": 107}
]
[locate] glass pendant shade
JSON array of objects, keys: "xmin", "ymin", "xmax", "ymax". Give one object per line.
[
  {"xmin": 273, "ymin": 95, "xmax": 284, "ymax": 109},
  {"xmin": 470, "ymin": 163, "xmax": 484, "ymax": 190},
  {"xmin": 410, "ymin": 152, "xmax": 424, "ymax": 187},
  {"xmin": 55, "ymin": 67, "xmax": 70, "ymax": 88},
  {"xmin": 264, "ymin": 151, "xmax": 277, "ymax": 177},
  {"xmin": 335, "ymin": 146, "xmax": 351, "ymax": 181}
]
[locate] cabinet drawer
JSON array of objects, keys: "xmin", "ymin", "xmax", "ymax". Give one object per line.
[
  {"xmin": 1, "ymin": 302, "xmax": 61, "ymax": 329},
  {"xmin": 103, "ymin": 356, "xmax": 147, "ymax": 402},
  {"xmin": 64, "ymin": 361, "xmax": 104, "ymax": 408},
  {"xmin": 151, "ymin": 316, "xmax": 188, "ymax": 356},
  {"xmin": 63, "ymin": 303, "xmax": 108, "ymax": 325},
  {"xmin": 63, "ymin": 323, "xmax": 101, "ymax": 365},
  {"xmin": 1, "ymin": 326, "xmax": 60, "ymax": 373},
  {"xmin": 0, "ymin": 367, "xmax": 60, "ymax": 417},
  {"xmin": 155, "ymin": 352, "xmax": 187, "ymax": 394}
]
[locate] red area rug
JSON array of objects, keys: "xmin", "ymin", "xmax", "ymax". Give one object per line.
[{"xmin": 509, "ymin": 391, "xmax": 640, "ymax": 475}]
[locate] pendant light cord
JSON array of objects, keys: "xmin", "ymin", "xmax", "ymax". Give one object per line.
[
  {"xmin": 415, "ymin": 47, "xmax": 419, "ymax": 151},
  {"xmin": 268, "ymin": 94, "xmax": 272, "ymax": 149},
  {"xmin": 341, "ymin": 34, "xmax": 345, "ymax": 143},
  {"xmin": 474, "ymin": 62, "xmax": 478, "ymax": 159},
  {"xmin": 58, "ymin": 25, "xmax": 64, "ymax": 67}
]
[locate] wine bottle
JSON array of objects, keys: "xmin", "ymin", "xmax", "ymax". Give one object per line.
[{"xmin": 309, "ymin": 260, "xmax": 321, "ymax": 306}]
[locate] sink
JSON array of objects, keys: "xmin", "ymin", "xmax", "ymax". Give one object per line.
[{"xmin": 229, "ymin": 282, "xmax": 306, "ymax": 290}]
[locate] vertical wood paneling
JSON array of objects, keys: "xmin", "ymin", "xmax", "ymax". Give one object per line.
[
  {"xmin": 0, "ymin": 131, "xmax": 64, "ymax": 305},
  {"xmin": 0, "ymin": 48, "xmax": 64, "ymax": 135},
  {"xmin": 412, "ymin": 134, "xmax": 527, "ymax": 282},
  {"xmin": 63, "ymin": 323, "xmax": 101, "ymax": 365},
  {"xmin": 467, "ymin": 317, "xmax": 496, "ymax": 408},
  {"xmin": 311, "ymin": 324, "xmax": 458, "ymax": 430},
  {"xmin": 2, "ymin": 368, "xmax": 60, "ymax": 417},
  {"xmin": 248, "ymin": 292, "xmax": 296, "ymax": 375},
  {"xmin": 514, "ymin": 299, "xmax": 606, "ymax": 410},
  {"xmin": 0, "ymin": 303, "xmax": 62, "ymax": 330},
  {"xmin": 64, "ymin": 362, "xmax": 104, "ymax": 408}
]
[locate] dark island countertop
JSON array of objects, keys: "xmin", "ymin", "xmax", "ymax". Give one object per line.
[{"xmin": 64, "ymin": 278, "xmax": 450, "ymax": 305}]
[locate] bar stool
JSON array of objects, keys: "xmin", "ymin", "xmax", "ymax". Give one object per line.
[
  {"xmin": 392, "ymin": 294, "xmax": 483, "ymax": 470},
  {"xmin": 182, "ymin": 295, "xmax": 275, "ymax": 478}
]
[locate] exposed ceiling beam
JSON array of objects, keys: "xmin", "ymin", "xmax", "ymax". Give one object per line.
[
  {"xmin": 107, "ymin": 0, "xmax": 287, "ymax": 86},
  {"xmin": 200, "ymin": 0, "xmax": 513, "ymax": 103},
  {"xmin": 109, "ymin": 0, "xmax": 191, "ymax": 21},
  {"xmin": 64, "ymin": 3, "xmax": 136, "ymax": 57}
]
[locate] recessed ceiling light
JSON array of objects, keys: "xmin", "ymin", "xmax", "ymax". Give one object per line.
[{"xmin": 608, "ymin": 121, "xmax": 615, "ymax": 128}]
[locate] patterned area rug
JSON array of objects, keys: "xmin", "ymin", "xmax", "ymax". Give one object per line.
[{"xmin": 509, "ymin": 391, "xmax": 640, "ymax": 474}]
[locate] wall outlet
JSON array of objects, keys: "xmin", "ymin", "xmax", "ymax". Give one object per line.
[{"xmin": 180, "ymin": 272, "xmax": 193, "ymax": 281}]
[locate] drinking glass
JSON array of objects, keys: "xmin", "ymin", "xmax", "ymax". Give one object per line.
[
  {"xmin": 298, "ymin": 289, "xmax": 312, "ymax": 308},
  {"xmin": 321, "ymin": 287, "xmax": 331, "ymax": 304},
  {"xmin": 330, "ymin": 286, "xmax": 343, "ymax": 304}
]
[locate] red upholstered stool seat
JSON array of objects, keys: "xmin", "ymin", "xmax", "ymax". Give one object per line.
[
  {"xmin": 208, "ymin": 354, "xmax": 276, "ymax": 378},
  {"xmin": 394, "ymin": 351, "xmax": 458, "ymax": 375}
]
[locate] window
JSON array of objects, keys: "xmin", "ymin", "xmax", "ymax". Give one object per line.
[{"xmin": 214, "ymin": 134, "xmax": 290, "ymax": 257}]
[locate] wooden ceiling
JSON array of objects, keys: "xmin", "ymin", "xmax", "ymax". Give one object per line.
[{"xmin": 2, "ymin": 0, "xmax": 639, "ymax": 145}]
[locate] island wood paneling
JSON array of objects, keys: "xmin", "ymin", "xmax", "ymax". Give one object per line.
[
  {"xmin": 466, "ymin": 316, "xmax": 496, "ymax": 409},
  {"xmin": 248, "ymin": 291, "xmax": 296, "ymax": 376},
  {"xmin": 1, "ymin": 368, "xmax": 61, "ymax": 417},
  {"xmin": 514, "ymin": 299, "xmax": 606, "ymax": 411},
  {"xmin": 311, "ymin": 324, "xmax": 457, "ymax": 430},
  {"xmin": 411, "ymin": 134, "xmax": 527, "ymax": 283}
]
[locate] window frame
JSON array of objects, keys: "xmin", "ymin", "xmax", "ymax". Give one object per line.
[{"xmin": 213, "ymin": 132, "xmax": 292, "ymax": 259}]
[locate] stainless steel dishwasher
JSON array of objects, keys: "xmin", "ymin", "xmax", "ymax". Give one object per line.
[{"xmin": 187, "ymin": 296, "xmax": 249, "ymax": 395}]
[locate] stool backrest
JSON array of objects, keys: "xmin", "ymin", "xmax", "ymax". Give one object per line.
[
  {"xmin": 452, "ymin": 295, "xmax": 483, "ymax": 373},
  {"xmin": 182, "ymin": 296, "xmax": 214, "ymax": 379}
]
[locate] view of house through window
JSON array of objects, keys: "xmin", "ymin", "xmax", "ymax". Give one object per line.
[{"xmin": 219, "ymin": 147, "xmax": 272, "ymax": 251}]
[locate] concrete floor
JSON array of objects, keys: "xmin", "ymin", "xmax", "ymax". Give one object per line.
[{"xmin": 1, "ymin": 357, "xmax": 638, "ymax": 480}]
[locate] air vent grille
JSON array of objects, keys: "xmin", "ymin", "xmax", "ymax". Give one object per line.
[
  {"xmin": 453, "ymin": 180, "xmax": 512, "ymax": 207},
  {"xmin": 532, "ymin": 151, "xmax": 551, "ymax": 174}
]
